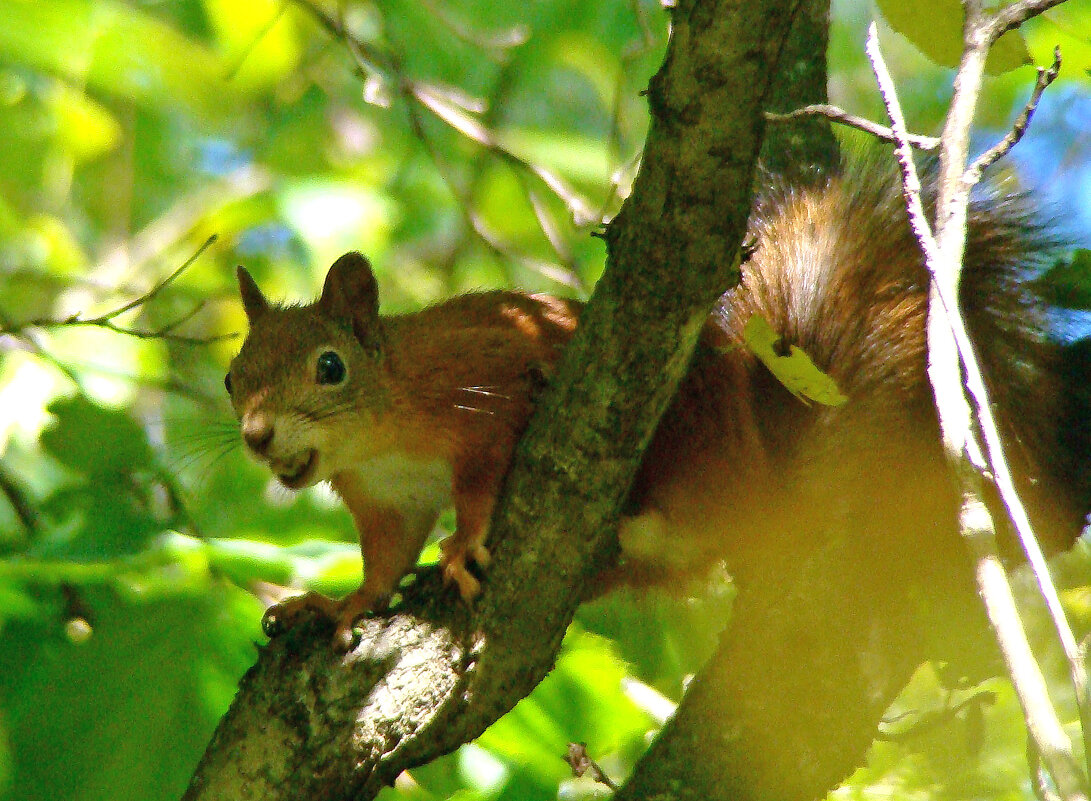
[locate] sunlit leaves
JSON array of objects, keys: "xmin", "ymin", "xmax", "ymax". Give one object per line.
[
  {"xmin": 875, "ymin": 0, "xmax": 1030, "ymax": 74},
  {"xmin": 0, "ymin": 0, "xmax": 241, "ymax": 119},
  {"xmin": 0, "ymin": 0, "xmax": 1087, "ymax": 799},
  {"xmin": 0, "ymin": 583, "xmax": 260, "ymax": 801},
  {"xmin": 40, "ymin": 397, "xmax": 153, "ymax": 476},
  {"xmin": 201, "ymin": 0, "xmax": 303, "ymax": 91}
]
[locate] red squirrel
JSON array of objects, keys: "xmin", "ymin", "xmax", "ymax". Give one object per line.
[{"xmin": 227, "ymin": 162, "xmax": 1091, "ymax": 647}]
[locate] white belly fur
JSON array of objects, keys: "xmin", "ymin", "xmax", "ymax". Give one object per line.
[{"xmin": 348, "ymin": 453, "xmax": 454, "ymax": 538}]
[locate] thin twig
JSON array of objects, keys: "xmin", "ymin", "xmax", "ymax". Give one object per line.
[
  {"xmin": 0, "ymin": 461, "xmax": 38, "ymax": 541},
  {"xmin": 564, "ymin": 743, "xmax": 619, "ymax": 792},
  {"xmin": 78, "ymin": 234, "xmax": 216, "ymax": 322},
  {"xmin": 765, "ymin": 105, "xmax": 940, "ymax": 150},
  {"xmin": 1, "ymin": 235, "xmax": 230, "ymax": 345},
  {"xmin": 877, "ymin": 689, "xmax": 996, "ymax": 743},
  {"xmin": 298, "ymin": 0, "xmax": 589, "ymax": 291},
  {"xmin": 987, "ymin": 0, "xmax": 1070, "ymax": 41},
  {"xmin": 866, "ymin": 18, "xmax": 1088, "ymax": 800},
  {"xmin": 292, "ymin": 0, "xmax": 598, "ymax": 228},
  {"xmin": 1031, "ymin": 737, "xmax": 1065, "ymax": 801},
  {"xmin": 415, "ymin": 0, "xmax": 528, "ymax": 55},
  {"xmin": 864, "ymin": 26, "xmax": 939, "ymax": 264},
  {"xmin": 935, "ymin": 6, "xmax": 1090, "ymax": 783},
  {"xmin": 967, "ymin": 47, "xmax": 1061, "ymax": 183}
]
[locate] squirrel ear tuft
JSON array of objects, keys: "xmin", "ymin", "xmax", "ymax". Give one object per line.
[
  {"xmin": 320, "ymin": 252, "xmax": 382, "ymax": 350},
  {"xmin": 236, "ymin": 266, "xmax": 269, "ymax": 321}
]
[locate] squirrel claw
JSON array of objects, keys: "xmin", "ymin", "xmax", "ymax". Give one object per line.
[
  {"xmin": 469, "ymin": 543, "xmax": 491, "ymax": 568},
  {"xmin": 328, "ymin": 589, "xmax": 383, "ymax": 651},
  {"xmin": 260, "ymin": 607, "xmax": 286, "ymax": 638},
  {"xmin": 439, "ymin": 536, "xmax": 490, "ymax": 602},
  {"xmin": 441, "ymin": 557, "xmax": 482, "ymax": 602},
  {"xmin": 262, "ymin": 589, "xmax": 369, "ymax": 647},
  {"xmin": 331, "ymin": 621, "xmax": 360, "ymax": 652},
  {"xmin": 261, "ymin": 592, "xmax": 332, "ymax": 637}
]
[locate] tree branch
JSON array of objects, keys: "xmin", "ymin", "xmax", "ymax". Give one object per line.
[
  {"xmin": 0, "ymin": 460, "xmax": 38, "ymax": 544},
  {"xmin": 0, "ymin": 235, "xmax": 229, "ymax": 346},
  {"xmin": 184, "ymin": 0, "xmax": 800, "ymax": 798},
  {"xmin": 865, "ymin": 11, "xmax": 1089, "ymax": 798},
  {"xmin": 757, "ymin": 0, "xmax": 839, "ymax": 178},
  {"xmin": 765, "ymin": 104, "xmax": 940, "ymax": 150},
  {"xmin": 967, "ymin": 47, "xmax": 1061, "ymax": 183}
]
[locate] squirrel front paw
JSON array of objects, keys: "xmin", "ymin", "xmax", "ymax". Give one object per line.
[
  {"xmin": 262, "ymin": 587, "xmax": 386, "ymax": 650},
  {"xmin": 261, "ymin": 590, "xmax": 341, "ymax": 637}
]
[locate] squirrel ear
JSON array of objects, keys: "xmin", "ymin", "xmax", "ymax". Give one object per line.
[
  {"xmin": 320, "ymin": 252, "xmax": 382, "ymax": 350},
  {"xmin": 236, "ymin": 266, "xmax": 269, "ymax": 322}
]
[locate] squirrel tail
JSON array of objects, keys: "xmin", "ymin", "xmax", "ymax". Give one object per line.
[
  {"xmin": 957, "ymin": 178, "xmax": 1091, "ymax": 553},
  {"xmin": 1059, "ymin": 336, "xmax": 1091, "ymax": 527},
  {"xmin": 730, "ymin": 154, "xmax": 1089, "ymax": 556}
]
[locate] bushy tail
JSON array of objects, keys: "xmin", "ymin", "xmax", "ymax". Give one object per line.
[
  {"xmin": 732, "ymin": 154, "xmax": 1088, "ymax": 556},
  {"xmin": 1059, "ymin": 336, "xmax": 1091, "ymax": 528}
]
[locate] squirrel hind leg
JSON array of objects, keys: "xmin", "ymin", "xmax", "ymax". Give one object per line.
[
  {"xmin": 439, "ymin": 533, "xmax": 489, "ymax": 602},
  {"xmin": 441, "ymin": 486, "xmax": 496, "ymax": 602}
]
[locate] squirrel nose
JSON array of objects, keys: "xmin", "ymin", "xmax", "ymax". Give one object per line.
[{"xmin": 242, "ymin": 414, "xmax": 275, "ymax": 455}]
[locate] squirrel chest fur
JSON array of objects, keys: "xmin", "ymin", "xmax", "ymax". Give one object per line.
[{"xmin": 227, "ymin": 165, "xmax": 1090, "ymax": 647}]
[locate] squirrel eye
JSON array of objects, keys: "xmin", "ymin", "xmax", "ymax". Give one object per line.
[
  {"xmin": 316, "ymin": 351, "xmax": 346, "ymax": 385},
  {"xmin": 224, "ymin": 372, "xmax": 232, "ymax": 395}
]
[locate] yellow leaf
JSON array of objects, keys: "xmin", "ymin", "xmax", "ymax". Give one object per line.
[{"xmin": 743, "ymin": 314, "xmax": 848, "ymax": 407}]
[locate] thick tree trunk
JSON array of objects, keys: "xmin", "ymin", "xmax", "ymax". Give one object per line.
[
  {"xmin": 759, "ymin": 0, "xmax": 839, "ymax": 179},
  {"xmin": 614, "ymin": 512, "xmax": 995, "ymax": 801}
]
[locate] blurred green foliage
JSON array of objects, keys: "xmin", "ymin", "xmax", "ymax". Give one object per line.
[{"xmin": 0, "ymin": 0, "xmax": 1089, "ymax": 799}]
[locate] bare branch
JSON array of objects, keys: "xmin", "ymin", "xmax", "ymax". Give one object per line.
[
  {"xmin": 967, "ymin": 47, "xmax": 1061, "ymax": 183},
  {"xmin": 765, "ymin": 105, "xmax": 940, "ymax": 150},
  {"xmin": 1031, "ymin": 737, "xmax": 1065, "ymax": 801},
  {"xmin": 0, "ymin": 461, "xmax": 38, "ymax": 541},
  {"xmin": 0, "ymin": 235, "xmax": 229, "ymax": 346},
  {"xmin": 986, "ymin": 0, "xmax": 1070, "ymax": 42},
  {"xmin": 564, "ymin": 743, "xmax": 620, "ymax": 791},
  {"xmin": 967, "ymin": 499, "xmax": 1088, "ymax": 801},
  {"xmin": 291, "ymin": 0, "xmax": 598, "ymax": 227},
  {"xmin": 866, "ymin": 12, "xmax": 1089, "ymax": 799},
  {"xmin": 93, "ymin": 235, "xmax": 217, "ymax": 321},
  {"xmin": 414, "ymin": 0, "xmax": 529, "ymax": 55},
  {"xmin": 186, "ymin": 0, "xmax": 801, "ymax": 796},
  {"xmin": 865, "ymin": 25, "xmax": 939, "ymax": 265},
  {"xmin": 876, "ymin": 689, "xmax": 997, "ymax": 743}
]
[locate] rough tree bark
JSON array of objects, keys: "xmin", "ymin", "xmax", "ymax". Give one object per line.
[{"xmin": 183, "ymin": 0, "xmax": 804, "ymax": 799}]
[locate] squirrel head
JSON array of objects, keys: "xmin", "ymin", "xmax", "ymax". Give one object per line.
[{"xmin": 226, "ymin": 252, "xmax": 391, "ymax": 489}]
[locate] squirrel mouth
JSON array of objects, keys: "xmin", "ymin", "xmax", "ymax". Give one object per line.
[{"xmin": 275, "ymin": 449, "xmax": 318, "ymax": 489}]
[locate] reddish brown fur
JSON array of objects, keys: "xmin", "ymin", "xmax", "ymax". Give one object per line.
[{"xmin": 231, "ymin": 167, "xmax": 1087, "ymax": 644}]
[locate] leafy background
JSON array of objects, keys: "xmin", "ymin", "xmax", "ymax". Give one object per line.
[{"xmin": 1, "ymin": 0, "xmax": 1090, "ymax": 799}]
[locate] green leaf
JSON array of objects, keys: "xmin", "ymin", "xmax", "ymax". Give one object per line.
[
  {"xmin": 35, "ymin": 397, "xmax": 163, "ymax": 557},
  {"xmin": 1034, "ymin": 250, "xmax": 1091, "ymax": 310},
  {"xmin": 743, "ymin": 315, "xmax": 848, "ymax": 407},
  {"xmin": 876, "ymin": 0, "xmax": 1031, "ymax": 74},
  {"xmin": 40, "ymin": 396, "xmax": 153, "ymax": 477},
  {"xmin": 0, "ymin": 583, "xmax": 260, "ymax": 801},
  {"xmin": 48, "ymin": 83, "xmax": 122, "ymax": 163},
  {"xmin": 0, "ymin": 0, "xmax": 243, "ymax": 119},
  {"xmin": 201, "ymin": 0, "xmax": 302, "ymax": 91},
  {"xmin": 453, "ymin": 626, "xmax": 654, "ymax": 798}
]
